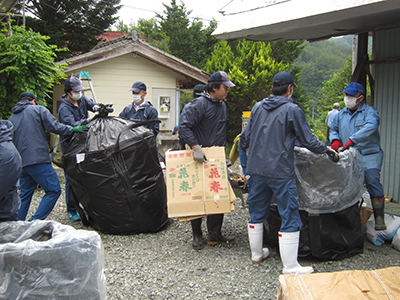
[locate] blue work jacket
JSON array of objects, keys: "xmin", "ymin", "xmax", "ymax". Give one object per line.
[
  {"xmin": 0, "ymin": 120, "xmax": 22, "ymax": 219},
  {"xmin": 119, "ymin": 101, "xmax": 159, "ymax": 135},
  {"xmin": 9, "ymin": 100, "xmax": 73, "ymax": 167},
  {"xmin": 179, "ymin": 94, "xmax": 227, "ymax": 148},
  {"xmin": 58, "ymin": 94, "xmax": 96, "ymax": 151},
  {"xmin": 241, "ymin": 94, "xmax": 327, "ymax": 179},
  {"xmin": 329, "ymin": 101, "xmax": 383, "ymax": 170}
]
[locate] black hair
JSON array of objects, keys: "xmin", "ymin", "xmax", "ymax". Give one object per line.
[
  {"xmin": 204, "ymin": 82, "xmax": 221, "ymax": 93},
  {"xmin": 64, "ymin": 85, "xmax": 73, "ymax": 94},
  {"xmin": 272, "ymin": 83, "xmax": 291, "ymax": 96}
]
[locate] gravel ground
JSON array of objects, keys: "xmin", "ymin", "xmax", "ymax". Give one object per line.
[{"xmin": 25, "ymin": 166, "xmax": 400, "ymax": 300}]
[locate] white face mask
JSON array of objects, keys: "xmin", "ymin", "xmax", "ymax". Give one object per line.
[
  {"xmin": 132, "ymin": 94, "xmax": 142, "ymax": 104},
  {"xmin": 71, "ymin": 91, "xmax": 81, "ymax": 101},
  {"xmin": 344, "ymin": 95, "xmax": 362, "ymax": 109}
]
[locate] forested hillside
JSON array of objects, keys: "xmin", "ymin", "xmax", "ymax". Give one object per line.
[{"xmin": 294, "ymin": 37, "xmax": 352, "ymax": 123}]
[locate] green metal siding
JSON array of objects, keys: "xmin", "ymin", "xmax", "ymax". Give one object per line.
[{"xmin": 374, "ymin": 27, "xmax": 400, "ymax": 203}]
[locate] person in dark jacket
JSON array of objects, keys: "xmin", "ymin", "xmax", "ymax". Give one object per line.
[
  {"xmin": 240, "ymin": 72, "xmax": 338, "ymax": 274},
  {"xmin": 179, "ymin": 71, "xmax": 235, "ymax": 250},
  {"xmin": 119, "ymin": 81, "xmax": 159, "ymax": 135},
  {"xmin": 0, "ymin": 120, "xmax": 22, "ymax": 222},
  {"xmin": 8, "ymin": 92, "xmax": 86, "ymax": 221},
  {"xmin": 58, "ymin": 76, "xmax": 96, "ymax": 221}
]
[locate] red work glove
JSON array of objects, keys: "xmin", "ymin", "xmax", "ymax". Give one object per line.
[
  {"xmin": 341, "ymin": 140, "xmax": 354, "ymax": 152},
  {"xmin": 331, "ymin": 140, "xmax": 342, "ymax": 152}
]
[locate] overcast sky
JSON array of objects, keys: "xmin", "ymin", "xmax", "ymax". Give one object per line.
[{"xmin": 116, "ymin": 0, "xmax": 230, "ymax": 27}]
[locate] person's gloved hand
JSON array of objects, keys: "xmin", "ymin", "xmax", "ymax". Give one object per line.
[
  {"xmin": 193, "ymin": 145, "xmax": 207, "ymax": 163},
  {"xmin": 331, "ymin": 139, "xmax": 342, "ymax": 152},
  {"xmin": 72, "ymin": 125, "xmax": 87, "ymax": 133},
  {"xmin": 326, "ymin": 146, "xmax": 340, "ymax": 163},
  {"xmin": 341, "ymin": 140, "xmax": 354, "ymax": 152},
  {"xmin": 92, "ymin": 104, "xmax": 101, "ymax": 112}
]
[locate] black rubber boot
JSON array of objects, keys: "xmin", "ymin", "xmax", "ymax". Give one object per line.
[
  {"xmin": 207, "ymin": 214, "xmax": 235, "ymax": 245},
  {"xmin": 371, "ymin": 197, "xmax": 386, "ymax": 231},
  {"xmin": 191, "ymin": 218, "xmax": 203, "ymax": 250}
]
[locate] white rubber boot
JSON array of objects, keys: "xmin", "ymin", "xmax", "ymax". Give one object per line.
[
  {"xmin": 278, "ymin": 231, "xmax": 313, "ymax": 274},
  {"xmin": 248, "ymin": 223, "xmax": 270, "ymax": 263}
]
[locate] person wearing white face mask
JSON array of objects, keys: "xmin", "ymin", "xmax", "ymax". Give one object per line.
[
  {"xmin": 329, "ymin": 82, "xmax": 386, "ymax": 231},
  {"xmin": 58, "ymin": 76, "xmax": 96, "ymax": 221},
  {"xmin": 119, "ymin": 81, "xmax": 159, "ymax": 135}
]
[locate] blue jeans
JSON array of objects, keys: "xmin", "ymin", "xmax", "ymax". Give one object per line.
[
  {"xmin": 365, "ymin": 168, "xmax": 384, "ymax": 198},
  {"xmin": 246, "ymin": 175, "xmax": 302, "ymax": 232},
  {"xmin": 65, "ymin": 174, "xmax": 77, "ymax": 213},
  {"xmin": 18, "ymin": 163, "xmax": 61, "ymax": 221}
]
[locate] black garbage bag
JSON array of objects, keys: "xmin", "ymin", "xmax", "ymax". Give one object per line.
[
  {"xmin": 264, "ymin": 203, "xmax": 363, "ymax": 260},
  {"xmin": 62, "ymin": 115, "xmax": 168, "ymax": 235}
]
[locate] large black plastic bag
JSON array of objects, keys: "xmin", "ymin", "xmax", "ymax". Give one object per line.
[
  {"xmin": 264, "ymin": 147, "xmax": 365, "ymax": 259},
  {"xmin": 62, "ymin": 116, "xmax": 168, "ymax": 234},
  {"xmin": 0, "ymin": 220, "xmax": 106, "ymax": 299}
]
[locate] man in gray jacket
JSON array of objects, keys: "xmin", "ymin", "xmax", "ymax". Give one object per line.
[
  {"xmin": 240, "ymin": 72, "xmax": 338, "ymax": 274},
  {"xmin": 9, "ymin": 92, "xmax": 85, "ymax": 221}
]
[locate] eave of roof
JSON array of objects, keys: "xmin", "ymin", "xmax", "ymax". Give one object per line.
[
  {"xmin": 58, "ymin": 35, "xmax": 210, "ymax": 84},
  {"xmin": 214, "ymin": 0, "xmax": 400, "ymax": 42}
]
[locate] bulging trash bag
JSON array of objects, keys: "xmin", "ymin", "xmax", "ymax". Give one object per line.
[
  {"xmin": 0, "ymin": 220, "xmax": 106, "ymax": 299},
  {"xmin": 294, "ymin": 147, "xmax": 365, "ymax": 214},
  {"xmin": 62, "ymin": 116, "xmax": 168, "ymax": 234}
]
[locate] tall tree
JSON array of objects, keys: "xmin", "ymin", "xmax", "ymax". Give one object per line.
[
  {"xmin": 14, "ymin": 0, "xmax": 121, "ymax": 59},
  {"xmin": 156, "ymin": 0, "xmax": 218, "ymax": 68},
  {"xmin": 205, "ymin": 40, "xmax": 288, "ymax": 143},
  {"xmin": 0, "ymin": 25, "xmax": 66, "ymax": 119}
]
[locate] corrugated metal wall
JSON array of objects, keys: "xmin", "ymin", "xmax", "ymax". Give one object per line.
[{"xmin": 374, "ymin": 27, "xmax": 400, "ymax": 203}]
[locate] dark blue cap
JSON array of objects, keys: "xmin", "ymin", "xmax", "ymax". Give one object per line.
[
  {"xmin": 130, "ymin": 81, "xmax": 147, "ymax": 93},
  {"xmin": 343, "ymin": 82, "xmax": 365, "ymax": 95},
  {"xmin": 273, "ymin": 71, "xmax": 297, "ymax": 87},
  {"xmin": 65, "ymin": 76, "xmax": 85, "ymax": 91},
  {"xmin": 193, "ymin": 84, "xmax": 204, "ymax": 96},
  {"xmin": 208, "ymin": 71, "xmax": 235, "ymax": 87},
  {"xmin": 172, "ymin": 125, "xmax": 179, "ymax": 135},
  {"xmin": 19, "ymin": 92, "xmax": 36, "ymax": 101}
]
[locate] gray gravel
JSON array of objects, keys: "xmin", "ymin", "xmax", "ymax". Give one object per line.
[{"xmin": 26, "ymin": 166, "xmax": 400, "ymax": 300}]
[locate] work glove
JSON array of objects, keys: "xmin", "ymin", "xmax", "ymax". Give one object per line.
[
  {"xmin": 193, "ymin": 145, "xmax": 207, "ymax": 163},
  {"xmin": 341, "ymin": 140, "xmax": 354, "ymax": 152},
  {"xmin": 326, "ymin": 146, "xmax": 340, "ymax": 163},
  {"xmin": 72, "ymin": 125, "xmax": 87, "ymax": 133},
  {"xmin": 330, "ymin": 139, "xmax": 342, "ymax": 152}
]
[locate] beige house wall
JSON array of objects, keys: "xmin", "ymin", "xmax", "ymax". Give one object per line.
[{"xmin": 53, "ymin": 53, "xmax": 186, "ymax": 130}]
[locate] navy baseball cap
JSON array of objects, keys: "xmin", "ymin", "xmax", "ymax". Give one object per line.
[
  {"xmin": 208, "ymin": 71, "xmax": 235, "ymax": 87},
  {"xmin": 272, "ymin": 71, "xmax": 297, "ymax": 87},
  {"xmin": 193, "ymin": 84, "xmax": 204, "ymax": 96},
  {"xmin": 130, "ymin": 81, "xmax": 147, "ymax": 93},
  {"xmin": 65, "ymin": 76, "xmax": 85, "ymax": 91},
  {"xmin": 19, "ymin": 92, "xmax": 36, "ymax": 101},
  {"xmin": 343, "ymin": 82, "xmax": 365, "ymax": 95},
  {"xmin": 172, "ymin": 125, "xmax": 179, "ymax": 135}
]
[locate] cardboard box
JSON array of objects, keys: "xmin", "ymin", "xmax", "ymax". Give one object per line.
[
  {"xmin": 165, "ymin": 146, "xmax": 234, "ymax": 218},
  {"xmin": 277, "ymin": 267, "xmax": 400, "ymax": 300},
  {"xmin": 360, "ymin": 207, "xmax": 374, "ymax": 225}
]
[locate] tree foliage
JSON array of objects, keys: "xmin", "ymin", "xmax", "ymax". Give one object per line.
[
  {"xmin": 146, "ymin": 0, "xmax": 217, "ymax": 68},
  {"xmin": 14, "ymin": 0, "xmax": 121, "ymax": 59},
  {"xmin": 314, "ymin": 57, "xmax": 352, "ymax": 136},
  {"xmin": 204, "ymin": 40, "xmax": 290, "ymax": 143},
  {"xmin": 0, "ymin": 25, "xmax": 66, "ymax": 119}
]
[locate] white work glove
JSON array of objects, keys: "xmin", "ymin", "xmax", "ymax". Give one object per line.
[
  {"xmin": 326, "ymin": 146, "xmax": 340, "ymax": 163},
  {"xmin": 193, "ymin": 145, "xmax": 207, "ymax": 163}
]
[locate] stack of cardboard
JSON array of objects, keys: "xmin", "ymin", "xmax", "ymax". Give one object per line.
[
  {"xmin": 165, "ymin": 146, "xmax": 235, "ymax": 220},
  {"xmin": 277, "ymin": 267, "xmax": 400, "ymax": 299}
]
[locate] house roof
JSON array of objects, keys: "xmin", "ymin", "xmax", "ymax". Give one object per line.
[
  {"xmin": 214, "ymin": 0, "xmax": 400, "ymax": 42},
  {"xmin": 58, "ymin": 30, "xmax": 210, "ymax": 85},
  {"xmin": 0, "ymin": 0, "xmax": 19, "ymax": 19}
]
